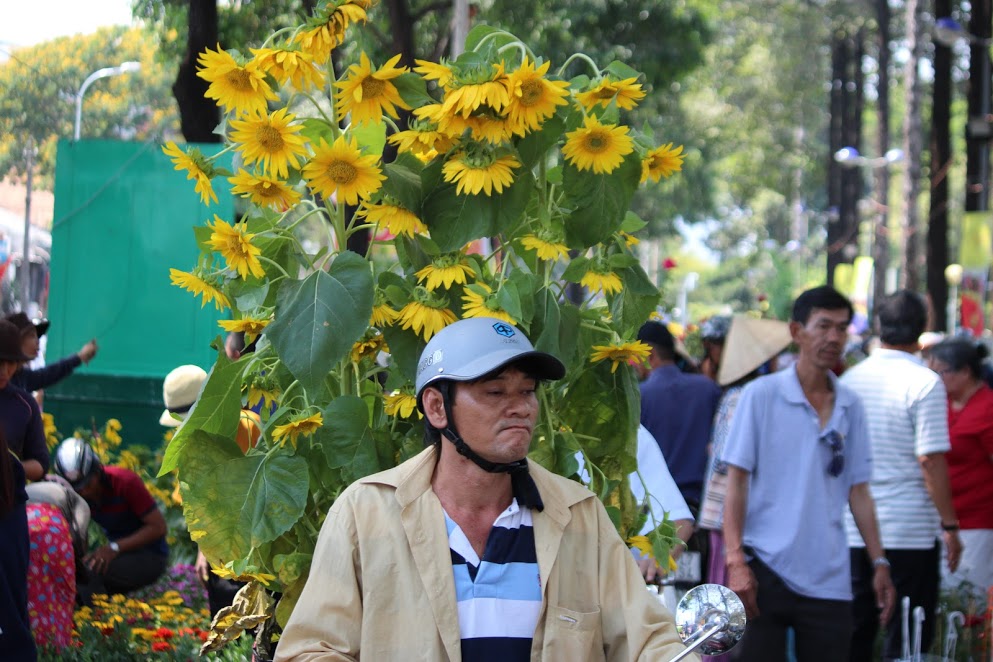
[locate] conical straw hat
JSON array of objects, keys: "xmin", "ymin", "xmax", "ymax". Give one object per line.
[{"xmin": 717, "ymin": 315, "xmax": 793, "ymax": 386}]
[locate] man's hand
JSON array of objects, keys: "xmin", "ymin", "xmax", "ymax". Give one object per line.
[
  {"xmin": 727, "ymin": 560, "xmax": 760, "ymax": 619},
  {"xmin": 637, "ymin": 556, "xmax": 661, "ymax": 584},
  {"xmin": 195, "ymin": 549, "xmax": 211, "ymax": 584},
  {"xmin": 943, "ymin": 531, "xmax": 963, "ymax": 573},
  {"xmin": 872, "ymin": 565, "xmax": 896, "ymax": 625},
  {"xmin": 84, "ymin": 543, "xmax": 119, "ymax": 575},
  {"xmin": 77, "ymin": 339, "xmax": 98, "ymax": 364}
]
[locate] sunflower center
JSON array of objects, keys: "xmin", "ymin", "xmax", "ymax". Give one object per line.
[
  {"xmin": 583, "ymin": 130, "xmax": 610, "ymax": 153},
  {"xmin": 361, "ymin": 76, "xmax": 387, "ymax": 98},
  {"xmin": 254, "ymin": 182, "xmax": 278, "ymax": 198},
  {"xmin": 519, "ymin": 79, "xmax": 545, "ymax": 106},
  {"xmin": 327, "ymin": 160, "xmax": 358, "ymax": 184},
  {"xmin": 226, "ymin": 68, "xmax": 255, "ymax": 92},
  {"xmin": 594, "ymin": 85, "xmax": 617, "ymax": 100},
  {"xmin": 256, "ymin": 125, "xmax": 286, "ymax": 152}
]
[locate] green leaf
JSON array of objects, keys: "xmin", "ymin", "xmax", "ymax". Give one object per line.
[
  {"xmin": 604, "ymin": 60, "xmax": 644, "ymax": 82},
  {"xmin": 381, "ymin": 324, "xmax": 424, "ymax": 383},
  {"xmin": 300, "ymin": 118, "xmax": 336, "ymax": 146},
  {"xmin": 516, "ymin": 113, "xmax": 565, "ymax": 170},
  {"xmin": 382, "ymin": 153, "xmax": 426, "ymax": 212},
  {"xmin": 422, "ymin": 172, "xmax": 533, "ymax": 252},
  {"xmin": 496, "ymin": 281, "xmax": 523, "ymax": 323},
  {"xmin": 393, "ymin": 72, "xmax": 436, "ymax": 108},
  {"xmin": 607, "ymin": 253, "xmax": 639, "ymax": 269},
  {"xmin": 561, "ymin": 256, "xmax": 591, "ymax": 283},
  {"xmin": 464, "ymin": 25, "xmax": 519, "ymax": 53},
  {"xmin": 228, "ymin": 278, "xmax": 270, "ymax": 311},
  {"xmin": 563, "ymin": 154, "xmax": 641, "ymax": 248},
  {"xmin": 193, "ymin": 225, "xmax": 213, "ymax": 253},
  {"xmin": 351, "ymin": 120, "xmax": 387, "ymax": 157},
  {"xmin": 608, "ymin": 263, "xmax": 662, "ymax": 335},
  {"xmin": 159, "ymin": 348, "xmax": 246, "ymax": 476},
  {"xmin": 620, "ymin": 211, "xmax": 648, "ymax": 234},
  {"xmin": 318, "ymin": 395, "xmax": 381, "ymax": 483},
  {"xmin": 267, "ymin": 252, "xmax": 374, "ymax": 393}
]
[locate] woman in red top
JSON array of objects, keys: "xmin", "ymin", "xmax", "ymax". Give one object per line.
[{"xmin": 929, "ymin": 338, "xmax": 993, "ymax": 597}]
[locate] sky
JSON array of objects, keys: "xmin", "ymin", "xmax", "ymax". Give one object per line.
[{"xmin": 1, "ymin": 0, "xmax": 134, "ymax": 50}]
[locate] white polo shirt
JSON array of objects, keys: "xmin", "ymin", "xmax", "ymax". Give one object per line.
[{"xmin": 840, "ymin": 349, "xmax": 950, "ymax": 549}]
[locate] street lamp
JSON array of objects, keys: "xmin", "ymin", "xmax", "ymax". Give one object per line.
[
  {"xmin": 73, "ymin": 61, "xmax": 141, "ymax": 141},
  {"xmin": 944, "ymin": 263, "xmax": 963, "ymax": 334}
]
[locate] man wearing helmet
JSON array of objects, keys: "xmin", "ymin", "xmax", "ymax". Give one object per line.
[
  {"xmin": 276, "ymin": 318, "xmax": 692, "ymax": 661},
  {"xmin": 53, "ymin": 437, "xmax": 168, "ymax": 601}
]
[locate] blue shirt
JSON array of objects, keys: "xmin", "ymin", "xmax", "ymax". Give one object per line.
[
  {"xmin": 640, "ymin": 365, "xmax": 722, "ymax": 503},
  {"xmin": 445, "ymin": 499, "xmax": 541, "ymax": 661},
  {"xmin": 720, "ymin": 366, "xmax": 872, "ymax": 600}
]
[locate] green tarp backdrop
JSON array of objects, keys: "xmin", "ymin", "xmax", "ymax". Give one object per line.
[{"xmin": 46, "ymin": 139, "xmax": 230, "ymax": 446}]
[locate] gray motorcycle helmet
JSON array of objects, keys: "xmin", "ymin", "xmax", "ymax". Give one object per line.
[
  {"xmin": 53, "ymin": 437, "xmax": 102, "ymax": 491},
  {"xmin": 415, "ymin": 317, "xmax": 566, "ymax": 410}
]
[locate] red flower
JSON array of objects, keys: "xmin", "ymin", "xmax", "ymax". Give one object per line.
[
  {"xmin": 662, "ymin": 257, "xmax": 677, "ymax": 270},
  {"xmin": 100, "ymin": 626, "xmax": 115, "ymax": 636},
  {"xmin": 198, "ymin": 630, "xmax": 209, "ymax": 642},
  {"xmin": 152, "ymin": 641, "xmax": 173, "ymax": 652},
  {"xmin": 757, "ymin": 293, "xmax": 768, "ymax": 302},
  {"xmin": 155, "ymin": 627, "xmax": 175, "ymax": 640}
]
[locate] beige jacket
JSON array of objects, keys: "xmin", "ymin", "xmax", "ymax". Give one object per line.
[{"xmin": 275, "ymin": 446, "xmax": 694, "ymax": 661}]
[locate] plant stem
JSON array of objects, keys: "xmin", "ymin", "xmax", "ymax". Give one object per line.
[{"xmin": 556, "ymin": 53, "xmax": 601, "ymax": 79}]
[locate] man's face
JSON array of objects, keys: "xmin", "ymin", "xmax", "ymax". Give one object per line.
[
  {"xmin": 76, "ymin": 473, "xmax": 101, "ymax": 502},
  {"xmin": 0, "ymin": 361, "xmax": 16, "ymax": 388},
  {"xmin": 21, "ymin": 329, "xmax": 38, "ymax": 360},
  {"xmin": 449, "ymin": 367, "xmax": 539, "ymax": 464},
  {"xmin": 791, "ymin": 308, "xmax": 850, "ymax": 371}
]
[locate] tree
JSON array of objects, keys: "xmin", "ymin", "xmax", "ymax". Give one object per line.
[{"xmin": 0, "ymin": 27, "xmax": 177, "ymax": 186}]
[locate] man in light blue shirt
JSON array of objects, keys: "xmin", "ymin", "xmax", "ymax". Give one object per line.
[{"xmin": 720, "ymin": 286, "xmax": 895, "ymax": 662}]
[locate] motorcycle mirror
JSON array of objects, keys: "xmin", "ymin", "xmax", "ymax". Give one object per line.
[{"xmin": 673, "ymin": 584, "xmax": 747, "ymax": 658}]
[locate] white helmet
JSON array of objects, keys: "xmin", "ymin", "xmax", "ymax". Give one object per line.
[{"xmin": 53, "ymin": 437, "xmax": 102, "ymax": 491}]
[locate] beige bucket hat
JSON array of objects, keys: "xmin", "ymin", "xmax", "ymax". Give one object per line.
[{"xmin": 160, "ymin": 365, "xmax": 208, "ymax": 427}]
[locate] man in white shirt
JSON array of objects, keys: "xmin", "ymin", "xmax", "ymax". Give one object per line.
[{"xmin": 840, "ymin": 290, "xmax": 962, "ymax": 661}]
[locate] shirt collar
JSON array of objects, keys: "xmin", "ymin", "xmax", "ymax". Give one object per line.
[
  {"xmin": 869, "ymin": 347, "xmax": 925, "ymax": 366},
  {"xmin": 780, "ymin": 363, "xmax": 856, "ymax": 411}
]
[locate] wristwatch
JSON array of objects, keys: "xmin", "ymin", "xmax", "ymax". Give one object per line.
[
  {"xmin": 872, "ymin": 556, "xmax": 890, "ymax": 569},
  {"xmin": 109, "ymin": 541, "xmax": 121, "ymax": 554},
  {"xmin": 941, "ymin": 521, "xmax": 960, "ymax": 532}
]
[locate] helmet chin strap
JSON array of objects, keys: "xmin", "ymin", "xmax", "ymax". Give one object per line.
[{"xmin": 437, "ymin": 383, "xmax": 544, "ymax": 511}]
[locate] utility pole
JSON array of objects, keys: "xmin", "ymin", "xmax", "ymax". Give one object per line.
[
  {"xmin": 928, "ymin": 1, "xmax": 954, "ymax": 331},
  {"xmin": 20, "ymin": 138, "xmax": 36, "ymax": 313},
  {"xmin": 965, "ymin": 0, "xmax": 993, "ymax": 215}
]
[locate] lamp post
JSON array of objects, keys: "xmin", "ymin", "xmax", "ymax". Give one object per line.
[
  {"xmin": 833, "ymin": 146, "xmax": 904, "ymax": 314},
  {"xmin": 944, "ymin": 263, "xmax": 963, "ymax": 334},
  {"xmin": 73, "ymin": 62, "xmax": 141, "ymax": 141}
]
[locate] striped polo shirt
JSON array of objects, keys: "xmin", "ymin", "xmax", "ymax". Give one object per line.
[
  {"xmin": 445, "ymin": 499, "xmax": 541, "ymax": 661},
  {"xmin": 841, "ymin": 349, "xmax": 950, "ymax": 549}
]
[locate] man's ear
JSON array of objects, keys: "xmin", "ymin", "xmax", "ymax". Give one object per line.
[
  {"xmin": 421, "ymin": 386, "xmax": 449, "ymax": 429},
  {"xmin": 789, "ymin": 320, "xmax": 803, "ymax": 343}
]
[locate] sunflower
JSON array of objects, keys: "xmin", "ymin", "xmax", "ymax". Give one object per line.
[
  {"xmin": 294, "ymin": 0, "xmax": 370, "ymax": 63},
  {"xmin": 442, "ymin": 145, "xmax": 520, "ymax": 196},
  {"xmin": 505, "ymin": 58, "xmax": 569, "ymax": 135},
  {"xmin": 228, "ymin": 108, "xmax": 308, "ymax": 179},
  {"xmin": 618, "ymin": 231, "xmax": 640, "ymax": 247},
  {"xmin": 169, "ymin": 269, "xmax": 230, "ymax": 310},
  {"xmin": 303, "ymin": 135, "xmax": 385, "ymax": 206},
  {"xmin": 335, "ymin": 53, "xmax": 411, "ymax": 124},
  {"xmin": 228, "ymin": 169, "xmax": 301, "ymax": 210},
  {"xmin": 356, "ymin": 201, "xmax": 427, "ymax": 238},
  {"xmin": 414, "ymin": 59, "xmax": 454, "ymax": 88},
  {"xmin": 218, "ymin": 317, "xmax": 270, "ymax": 341},
  {"xmin": 211, "ymin": 564, "xmax": 278, "ymax": 587},
  {"xmin": 575, "ymin": 77, "xmax": 646, "ymax": 111},
  {"xmin": 410, "ymin": 104, "xmax": 467, "ymax": 142},
  {"xmin": 465, "ymin": 109, "xmax": 516, "ymax": 144},
  {"xmin": 272, "ymin": 412, "xmax": 324, "ymax": 449},
  {"xmin": 461, "ymin": 284, "xmax": 517, "ymax": 325},
  {"xmin": 350, "ymin": 332, "xmax": 386, "ymax": 363},
  {"xmin": 248, "ymin": 386, "xmax": 280, "ymax": 411},
  {"xmin": 641, "ymin": 143, "xmax": 685, "ymax": 183},
  {"xmin": 161, "ymin": 142, "xmax": 217, "ymax": 205},
  {"xmin": 387, "ymin": 121, "xmax": 455, "ymax": 159},
  {"xmin": 441, "ymin": 61, "xmax": 511, "ymax": 118},
  {"xmin": 520, "ymin": 235, "xmax": 569, "ymax": 262},
  {"xmin": 580, "ymin": 268, "xmax": 624, "ymax": 296},
  {"xmin": 415, "ymin": 256, "xmax": 474, "ymax": 291},
  {"xmin": 250, "ymin": 47, "xmax": 324, "ymax": 91},
  {"xmin": 370, "ymin": 302, "xmax": 400, "ymax": 327},
  {"xmin": 590, "ymin": 340, "xmax": 652, "ymax": 373},
  {"xmin": 207, "ymin": 216, "xmax": 266, "ymax": 280},
  {"xmin": 562, "ymin": 116, "xmax": 634, "ymax": 175},
  {"xmin": 385, "ymin": 390, "xmax": 421, "ymax": 419},
  {"xmin": 398, "ymin": 299, "xmax": 457, "ymax": 341},
  {"xmin": 196, "ymin": 46, "xmax": 278, "ymax": 115}
]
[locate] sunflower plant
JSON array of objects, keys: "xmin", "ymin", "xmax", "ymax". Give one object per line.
[{"xmin": 158, "ymin": 0, "xmax": 685, "ymax": 653}]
